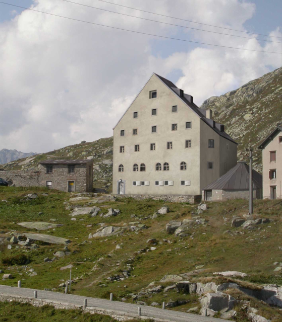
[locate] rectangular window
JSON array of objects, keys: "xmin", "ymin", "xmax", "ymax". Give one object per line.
[
  {"xmin": 152, "ymin": 126, "xmax": 157, "ymax": 133},
  {"xmin": 152, "ymin": 109, "xmax": 157, "ymax": 115},
  {"xmin": 150, "ymin": 143, "xmax": 156, "ymax": 150},
  {"xmin": 186, "ymin": 122, "xmax": 192, "ymax": 129},
  {"xmin": 270, "ymin": 151, "xmax": 276, "ymax": 162},
  {"xmin": 172, "ymin": 105, "xmax": 177, "ymax": 112},
  {"xmin": 172, "ymin": 124, "xmax": 177, "ymax": 131},
  {"xmin": 208, "ymin": 139, "xmax": 215, "ymax": 148},
  {"xmin": 167, "ymin": 142, "xmax": 173, "ymax": 149},
  {"xmin": 149, "ymin": 90, "xmax": 157, "ymax": 99},
  {"xmin": 155, "ymin": 181, "xmax": 159, "ymax": 185},
  {"xmin": 164, "ymin": 181, "xmax": 169, "ymax": 186},
  {"xmin": 141, "ymin": 181, "xmax": 145, "ymax": 186},
  {"xmin": 208, "ymin": 162, "xmax": 213, "ymax": 169},
  {"xmin": 133, "ymin": 129, "xmax": 138, "ymax": 135},
  {"xmin": 133, "ymin": 112, "xmax": 138, "ymax": 118},
  {"xmin": 120, "ymin": 146, "xmax": 124, "ymax": 153},
  {"xmin": 135, "ymin": 145, "xmax": 140, "ymax": 152},
  {"xmin": 279, "ymin": 136, "xmax": 282, "ymax": 143},
  {"xmin": 133, "ymin": 181, "xmax": 136, "ymax": 186},
  {"xmin": 46, "ymin": 165, "xmax": 53, "ymax": 174},
  {"xmin": 269, "ymin": 169, "xmax": 277, "ymax": 179},
  {"xmin": 120, "ymin": 130, "xmax": 125, "ymax": 136},
  {"xmin": 181, "ymin": 181, "xmax": 185, "ymax": 186},
  {"xmin": 185, "ymin": 140, "xmax": 191, "ymax": 148},
  {"xmin": 68, "ymin": 165, "xmax": 75, "ymax": 174}
]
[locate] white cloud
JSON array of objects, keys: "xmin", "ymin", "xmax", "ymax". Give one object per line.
[{"xmin": 0, "ymin": 0, "xmax": 280, "ymax": 152}]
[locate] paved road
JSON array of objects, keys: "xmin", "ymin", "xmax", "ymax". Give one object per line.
[{"xmin": 0, "ymin": 285, "xmax": 226, "ymax": 322}]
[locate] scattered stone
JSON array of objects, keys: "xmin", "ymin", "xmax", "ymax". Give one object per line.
[
  {"xmin": 91, "ymin": 226, "xmax": 123, "ymax": 238},
  {"xmin": 136, "ymin": 301, "xmax": 147, "ymax": 306},
  {"xmin": 164, "ymin": 284, "xmax": 176, "ymax": 292},
  {"xmin": 147, "ymin": 239, "xmax": 158, "ymax": 245},
  {"xmin": 44, "ymin": 257, "xmax": 52, "ymax": 262},
  {"xmin": 104, "ymin": 208, "xmax": 120, "ymax": 218},
  {"xmin": 150, "ymin": 247, "xmax": 156, "ymax": 251},
  {"xmin": 150, "ymin": 302, "xmax": 160, "ymax": 307},
  {"xmin": 2, "ymin": 274, "xmax": 13, "ymax": 280},
  {"xmin": 213, "ymin": 271, "xmax": 247, "ymax": 278},
  {"xmin": 198, "ymin": 204, "xmax": 207, "ymax": 211},
  {"xmin": 71, "ymin": 218, "xmax": 76, "ymax": 221},
  {"xmin": 166, "ymin": 221, "xmax": 182, "ymax": 234},
  {"xmin": 18, "ymin": 222, "xmax": 63, "ymax": 230},
  {"xmin": 160, "ymin": 275, "xmax": 183, "ymax": 283},
  {"xmin": 69, "ymin": 197, "xmax": 90, "ymax": 202},
  {"xmin": 248, "ymin": 307, "xmax": 269, "ymax": 322},
  {"xmin": 22, "ymin": 233, "xmax": 70, "ymax": 245},
  {"xmin": 70, "ymin": 207, "xmax": 94, "ymax": 217},
  {"xmin": 26, "ymin": 193, "xmax": 38, "ymax": 200},
  {"xmin": 175, "ymin": 224, "xmax": 191, "ymax": 237},
  {"xmin": 9, "ymin": 236, "xmax": 18, "ymax": 244},
  {"xmin": 7, "ymin": 245, "xmax": 12, "ymax": 250},
  {"xmin": 187, "ymin": 307, "xmax": 198, "ymax": 313},
  {"xmin": 54, "ymin": 251, "xmax": 65, "ymax": 258},
  {"xmin": 151, "ymin": 213, "xmax": 158, "ymax": 219},
  {"xmin": 91, "ymin": 206, "xmax": 101, "ymax": 217},
  {"xmin": 60, "ymin": 264, "xmax": 73, "ymax": 271},
  {"xmin": 231, "ymin": 217, "xmax": 246, "ymax": 227},
  {"xmin": 157, "ymin": 206, "xmax": 169, "ymax": 215},
  {"xmin": 274, "ymin": 267, "xmax": 282, "ymax": 272}
]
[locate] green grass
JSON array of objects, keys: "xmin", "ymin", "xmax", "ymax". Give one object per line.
[{"xmin": 1, "ymin": 187, "xmax": 282, "ymax": 321}]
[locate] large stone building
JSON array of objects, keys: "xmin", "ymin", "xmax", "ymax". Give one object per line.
[
  {"xmin": 113, "ymin": 73, "xmax": 237, "ymax": 196},
  {"xmin": 259, "ymin": 124, "xmax": 282, "ymax": 199},
  {"xmin": 1, "ymin": 160, "xmax": 93, "ymax": 193},
  {"xmin": 39, "ymin": 160, "xmax": 93, "ymax": 192}
]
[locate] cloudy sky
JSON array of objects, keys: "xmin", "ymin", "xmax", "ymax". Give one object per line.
[{"xmin": 0, "ymin": 0, "xmax": 281, "ymax": 153}]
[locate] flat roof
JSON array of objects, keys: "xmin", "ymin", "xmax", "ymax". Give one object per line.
[{"xmin": 40, "ymin": 160, "xmax": 93, "ymax": 165}]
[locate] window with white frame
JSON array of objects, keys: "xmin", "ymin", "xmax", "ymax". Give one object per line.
[
  {"xmin": 186, "ymin": 122, "xmax": 192, "ymax": 129},
  {"xmin": 118, "ymin": 164, "xmax": 124, "ymax": 172},
  {"xmin": 120, "ymin": 146, "xmax": 124, "ymax": 153},
  {"xmin": 185, "ymin": 140, "xmax": 191, "ymax": 148}
]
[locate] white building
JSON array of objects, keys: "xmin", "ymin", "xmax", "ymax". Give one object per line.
[{"xmin": 113, "ymin": 73, "xmax": 237, "ymax": 196}]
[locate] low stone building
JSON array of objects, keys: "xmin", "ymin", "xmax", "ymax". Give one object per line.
[
  {"xmin": 202, "ymin": 162, "xmax": 262, "ymax": 201},
  {"xmin": 0, "ymin": 160, "xmax": 93, "ymax": 193},
  {"xmin": 39, "ymin": 160, "xmax": 93, "ymax": 192}
]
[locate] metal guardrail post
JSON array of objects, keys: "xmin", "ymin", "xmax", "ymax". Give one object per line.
[
  {"xmin": 138, "ymin": 307, "xmax": 141, "ymax": 316},
  {"xmin": 110, "ymin": 293, "xmax": 113, "ymax": 301},
  {"xmin": 162, "ymin": 302, "xmax": 165, "ymax": 309},
  {"xmin": 17, "ymin": 281, "xmax": 21, "ymax": 288},
  {"xmin": 34, "ymin": 291, "xmax": 37, "ymax": 298},
  {"xmin": 84, "ymin": 298, "xmax": 87, "ymax": 309}
]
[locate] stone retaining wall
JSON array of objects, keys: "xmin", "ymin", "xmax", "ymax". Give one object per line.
[
  {"xmin": 0, "ymin": 170, "xmax": 40, "ymax": 187},
  {"xmin": 113, "ymin": 194, "xmax": 201, "ymax": 204}
]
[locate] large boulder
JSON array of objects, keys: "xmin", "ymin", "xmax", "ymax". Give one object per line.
[
  {"xmin": 23, "ymin": 233, "xmax": 70, "ymax": 245},
  {"xmin": 91, "ymin": 206, "xmax": 100, "ymax": 217},
  {"xmin": 231, "ymin": 217, "xmax": 245, "ymax": 227},
  {"xmin": 91, "ymin": 226, "xmax": 123, "ymax": 238},
  {"xmin": 197, "ymin": 282, "xmax": 218, "ymax": 295},
  {"xmin": 157, "ymin": 206, "xmax": 169, "ymax": 215},
  {"xmin": 175, "ymin": 224, "xmax": 190, "ymax": 237},
  {"xmin": 103, "ymin": 208, "xmax": 120, "ymax": 218},
  {"xmin": 70, "ymin": 207, "xmax": 94, "ymax": 216},
  {"xmin": 200, "ymin": 292, "xmax": 235, "ymax": 312},
  {"xmin": 160, "ymin": 275, "xmax": 183, "ymax": 283},
  {"xmin": 166, "ymin": 221, "xmax": 182, "ymax": 234},
  {"xmin": 18, "ymin": 222, "xmax": 63, "ymax": 230},
  {"xmin": 213, "ymin": 271, "xmax": 247, "ymax": 278}
]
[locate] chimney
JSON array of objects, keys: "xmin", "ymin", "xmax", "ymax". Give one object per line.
[
  {"xmin": 206, "ymin": 109, "xmax": 212, "ymax": 119},
  {"xmin": 180, "ymin": 89, "xmax": 184, "ymax": 97},
  {"xmin": 220, "ymin": 124, "xmax": 225, "ymax": 132},
  {"xmin": 212, "ymin": 120, "xmax": 215, "ymax": 128}
]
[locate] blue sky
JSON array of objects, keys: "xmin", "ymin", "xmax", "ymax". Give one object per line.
[{"xmin": 0, "ymin": 0, "xmax": 281, "ymax": 152}]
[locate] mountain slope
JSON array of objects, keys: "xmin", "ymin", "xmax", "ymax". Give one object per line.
[
  {"xmin": 0, "ymin": 149, "xmax": 36, "ymax": 165},
  {"xmin": 201, "ymin": 67, "xmax": 282, "ymax": 171}
]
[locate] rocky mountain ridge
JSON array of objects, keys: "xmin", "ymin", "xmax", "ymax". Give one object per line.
[
  {"xmin": 201, "ymin": 67, "xmax": 282, "ymax": 171},
  {"xmin": 0, "ymin": 149, "xmax": 36, "ymax": 165}
]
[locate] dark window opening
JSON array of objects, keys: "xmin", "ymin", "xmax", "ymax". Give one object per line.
[
  {"xmin": 185, "ymin": 140, "xmax": 191, "ymax": 148},
  {"xmin": 120, "ymin": 130, "xmax": 125, "ymax": 136},
  {"xmin": 135, "ymin": 145, "xmax": 140, "ymax": 152},
  {"xmin": 172, "ymin": 124, "xmax": 177, "ymax": 131},
  {"xmin": 167, "ymin": 142, "xmax": 173, "ymax": 149},
  {"xmin": 152, "ymin": 109, "xmax": 157, "ymax": 115},
  {"xmin": 164, "ymin": 162, "xmax": 169, "ymax": 171},
  {"xmin": 133, "ymin": 129, "xmax": 138, "ymax": 135},
  {"xmin": 186, "ymin": 122, "xmax": 192, "ymax": 129},
  {"xmin": 172, "ymin": 105, "xmax": 177, "ymax": 112},
  {"xmin": 46, "ymin": 165, "xmax": 53, "ymax": 174},
  {"xmin": 150, "ymin": 143, "xmax": 155, "ymax": 150},
  {"xmin": 68, "ymin": 165, "xmax": 75, "ymax": 174},
  {"xmin": 118, "ymin": 164, "xmax": 124, "ymax": 172},
  {"xmin": 208, "ymin": 162, "xmax": 213, "ymax": 169},
  {"xmin": 149, "ymin": 90, "xmax": 157, "ymax": 99},
  {"xmin": 133, "ymin": 112, "xmax": 138, "ymax": 118},
  {"xmin": 140, "ymin": 163, "xmax": 146, "ymax": 172},
  {"xmin": 156, "ymin": 163, "xmax": 161, "ymax": 171},
  {"xmin": 152, "ymin": 126, "xmax": 157, "ymax": 133},
  {"xmin": 208, "ymin": 139, "xmax": 215, "ymax": 148}
]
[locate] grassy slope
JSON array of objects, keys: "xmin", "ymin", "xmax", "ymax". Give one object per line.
[{"xmin": 1, "ymin": 187, "xmax": 282, "ymax": 321}]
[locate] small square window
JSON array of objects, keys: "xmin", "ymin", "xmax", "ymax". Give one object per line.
[
  {"xmin": 46, "ymin": 165, "xmax": 53, "ymax": 174},
  {"xmin": 208, "ymin": 139, "xmax": 214, "ymax": 148},
  {"xmin": 185, "ymin": 140, "xmax": 191, "ymax": 148},
  {"xmin": 186, "ymin": 122, "xmax": 192, "ymax": 129},
  {"xmin": 152, "ymin": 126, "xmax": 157, "ymax": 133},
  {"xmin": 120, "ymin": 146, "xmax": 124, "ymax": 153},
  {"xmin": 172, "ymin": 105, "xmax": 177, "ymax": 112},
  {"xmin": 172, "ymin": 124, "xmax": 177, "ymax": 131},
  {"xmin": 164, "ymin": 181, "xmax": 169, "ymax": 186},
  {"xmin": 155, "ymin": 181, "xmax": 159, "ymax": 186},
  {"xmin": 133, "ymin": 129, "xmax": 138, "ymax": 135},
  {"xmin": 208, "ymin": 162, "xmax": 213, "ymax": 169},
  {"xmin": 152, "ymin": 109, "xmax": 157, "ymax": 116},
  {"xmin": 133, "ymin": 181, "xmax": 137, "ymax": 186},
  {"xmin": 150, "ymin": 143, "xmax": 156, "ymax": 151},
  {"xmin": 181, "ymin": 181, "xmax": 185, "ymax": 186},
  {"xmin": 167, "ymin": 142, "xmax": 173, "ymax": 149},
  {"xmin": 141, "ymin": 181, "xmax": 145, "ymax": 186},
  {"xmin": 133, "ymin": 112, "xmax": 138, "ymax": 118},
  {"xmin": 120, "ymin": 130, "xmax": 125, "ymax": 136},
  {"xmin": 149, "ymin": 90, "xmax": 157, "ymax": 99},
  {"xmin": 68, "ymin": 165, "xmax": 75, "ymax": 174},
  {"xmin": 135, "ymin": 145, "xmax": 140, "ymax": 152}
]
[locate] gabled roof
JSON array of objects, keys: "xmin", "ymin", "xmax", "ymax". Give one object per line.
[
  {"xmin": 114, "ymin": 73, "xmax": 237, "ymax": 144},
  {"xmin": 203, "ymin": 162, "xmax": 262, "ymax": 191},
  {"xmin": 258, "ymin": 125, "xmax": 282, "ymax": 149}
]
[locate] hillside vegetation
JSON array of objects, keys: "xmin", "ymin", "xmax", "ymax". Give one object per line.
[{"xmin": 1, "ymin": 187, "xmax": 282, "ymax": 321}]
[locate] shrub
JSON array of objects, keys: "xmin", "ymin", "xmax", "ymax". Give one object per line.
[{"xmin": 2, "ymin": 254, "xmax": 30, "ymax": 266}]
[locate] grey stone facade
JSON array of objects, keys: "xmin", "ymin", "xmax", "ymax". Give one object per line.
[{"xmin": 0, "ymin": 160, "xmax": 93, "ymax": 193}]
